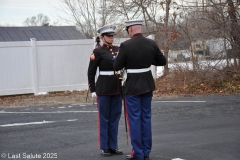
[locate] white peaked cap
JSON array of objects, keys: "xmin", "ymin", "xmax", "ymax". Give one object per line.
[
  {"xmin": 125, "ymin": 20, "xmax": 144, "ymax": 27},
  {"xmin": 97, "ymin": 25, "xmax": 116, "ymax": 35}
]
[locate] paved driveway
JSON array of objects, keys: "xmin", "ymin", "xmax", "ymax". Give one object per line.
[{"xmin": 0, "ymin": 95, "xmax": 240, "ymax": 160}]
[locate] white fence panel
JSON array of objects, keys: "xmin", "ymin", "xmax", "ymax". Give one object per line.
[
  {"xmin": 0, "ymin": 42, "xmax": 33, "ymax": 95},
  {"xmin": 36, "ymin": 39, "xmax": 93, "ymax": 93},
  {"xmin": 0, "ymin": 39, "xmax": 95, "ymax": 96}
]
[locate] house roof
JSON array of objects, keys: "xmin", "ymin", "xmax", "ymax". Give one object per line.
[{"xmin": 0, "ymin": 26, "xmax": 86, "ymax": 42}]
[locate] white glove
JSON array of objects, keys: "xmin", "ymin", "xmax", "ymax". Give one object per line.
[{"xmin": 91, "ymin": 92, "xmax": 96, "ymax": 98}]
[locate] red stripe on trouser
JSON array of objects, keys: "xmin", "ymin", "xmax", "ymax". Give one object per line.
[
  {"xmin": 125, "ymin": 97, "xmax": 131, "ymax": 140},
  {"xmin": 97, "ymin": 97, "xmax": 100, "ymax": 149},
  {"xmin": 131, "ymin": 150, "xmax": 135, "ymax": 158},
  {"xmin": 125, "ymin": 97, "xmax": 134, "ymax": 158}
]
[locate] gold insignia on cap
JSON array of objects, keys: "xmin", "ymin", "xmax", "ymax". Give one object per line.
[{"xmin": 90, "ymin": 53, "xmax": 95, "ymax": 60}]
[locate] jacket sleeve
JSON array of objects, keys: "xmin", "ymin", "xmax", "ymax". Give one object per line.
[
  {"xmin": 152, "ymin": 43, "xmax": 166, "ymax": 66},
  {"xmin": 87, "ymin": 50, "xmax": 100, "ymax": 92},
  {"xmin": 113, "ymin": 43, "xmax": 126, "ymax": 71}
]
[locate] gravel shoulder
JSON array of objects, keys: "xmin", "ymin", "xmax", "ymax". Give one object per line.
[
  {"xmin": 0, "ymin": 90, "xmax": 186, "ymax": 109},
  {"xmin": 0, "ymin": 90, "xmax": 236, "ymax": 109}
]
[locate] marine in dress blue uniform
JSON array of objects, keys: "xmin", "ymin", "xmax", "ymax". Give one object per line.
[
  {"xmin": 87, "ymin": 25, "xmax": 123, "ymax": 157},
  {"xmin": 113, "ymin": 20, "xmax": 166, "ymax": 160}
]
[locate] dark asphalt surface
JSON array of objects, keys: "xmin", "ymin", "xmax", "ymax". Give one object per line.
[{"xmin": 0, "ymin": 95, "xmax": 240, "ymax": 160}]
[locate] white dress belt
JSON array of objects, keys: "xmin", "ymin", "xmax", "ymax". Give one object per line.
[
  {"xmin": 127, "ymin": 67, "xmax": 151, "ymax": 73},
  {"xmin": 99, "ymin": 71, "xmax": 120, "ymax": 75}
]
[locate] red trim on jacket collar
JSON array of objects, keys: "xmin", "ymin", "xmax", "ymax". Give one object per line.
[
  {"xmin": 131, "ymin": 33, "xmax": 143, "ymax": 38},
  {"xmin": 103, "ymin": 44, "xmax": 113, "ymax": 48}
]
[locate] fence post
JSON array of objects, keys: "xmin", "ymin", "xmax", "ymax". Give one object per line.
[{"xmin": 30, "ymin": 38, "xmax": 39, "ymax": 95}]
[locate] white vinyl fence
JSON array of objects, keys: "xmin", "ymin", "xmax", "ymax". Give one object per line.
[
  {"xmin": 1, "ymin": 37, "xmax": 157, "ymax": 96},
  {"xmin": 0, "ymin": 39, "xmax": 94, "ymax": 96}
]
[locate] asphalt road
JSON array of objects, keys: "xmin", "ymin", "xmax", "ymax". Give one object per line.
[{"xmin": 0, "ymin": 95, "xmax": 240, "ymax": 160}]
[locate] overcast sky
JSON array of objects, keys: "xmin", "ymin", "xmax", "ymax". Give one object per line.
[{"xmin": 0, "ymin": 0, "xmax": 65, "ymax": 26}]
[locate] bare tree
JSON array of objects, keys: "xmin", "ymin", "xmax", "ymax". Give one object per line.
[
  {"xmin": 197, "ymin": 0, "xmax": 240, "ymax": 67},
  {"xmin": 56, "ymin": 0, "xmax": 122, "ymax": 38},
  {"xmin": 162, "ymin": 0, "xmax": 172, "ymax": 75},
  {"xmin": 226, "ymin": 0, "xmax": 240, "ymax": 66},
  {"xmin": 23, "ymin": 14, "xmax": 52, "ymax": 26}
]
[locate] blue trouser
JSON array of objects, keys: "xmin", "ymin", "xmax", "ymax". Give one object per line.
[
  {"xmin": 125, "ymin": 91, "xmax": 153, "ymax": 160},
  {"xmin": 97, "ymin": 94, "xmax": 122, "ymax": 150}
]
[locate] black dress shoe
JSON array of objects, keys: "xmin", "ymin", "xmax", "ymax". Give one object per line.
[
  {"xmin": 125, "ymin": 155, "xmax": 135, "ymax": 160},
  {"xmin": 109, "ymin": 149, "xmax": 123, "ymax": 155},
  {"xmin": 126, "ymin": 155, "xmax": 150, "ymax": 160},
  {"xmin": 100, "ymin": 149, "xmax": 111, "ymax": 156}
]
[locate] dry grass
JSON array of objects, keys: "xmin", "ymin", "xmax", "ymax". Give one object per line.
[
  {"xmin": 154, "ymin": 66, "xmax": 240, "ymax": 98},
  {"xmin": 0, "ymin": 90, "xmax": 94, "ymax": 109}
]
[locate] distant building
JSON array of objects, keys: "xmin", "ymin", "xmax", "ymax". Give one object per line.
[
  {"xmin": 206, "ymin": 38, "xmax": 232, "ymax": 58},
  {"xmin": 168, "ymin": 38, "xmax": 232, "ymax": 62},
  {"xmin": 190, "ymin": 40, "xmax": 209, "ymax": 57},
  {"xmin": 168, "ymin": 50, "xmax": 192, "ymax": 62},
  {"xmin": 0, "ymin": 26, "xmax": 86, "ymax": 42}
]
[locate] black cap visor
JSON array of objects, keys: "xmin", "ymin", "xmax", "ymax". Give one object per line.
[{"xmin": 102, "ymin": 32, "xmax": 115, "ymax": 36}]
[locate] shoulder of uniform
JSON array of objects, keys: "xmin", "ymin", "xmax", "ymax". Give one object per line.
[
  {"xmin": 93, "ymin": 46, "xmax": 105, "ymax": 53},
  {"xmin": 95, "ymin": 46, "xmax": 104, "ymax": 50},
  {"xmin": 90, "ymin": 53, "xmax": 96, "ymax": 60},
  {"xmin": 92, "ymin": 49, "xmax": 101, "ymax": 56}
]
